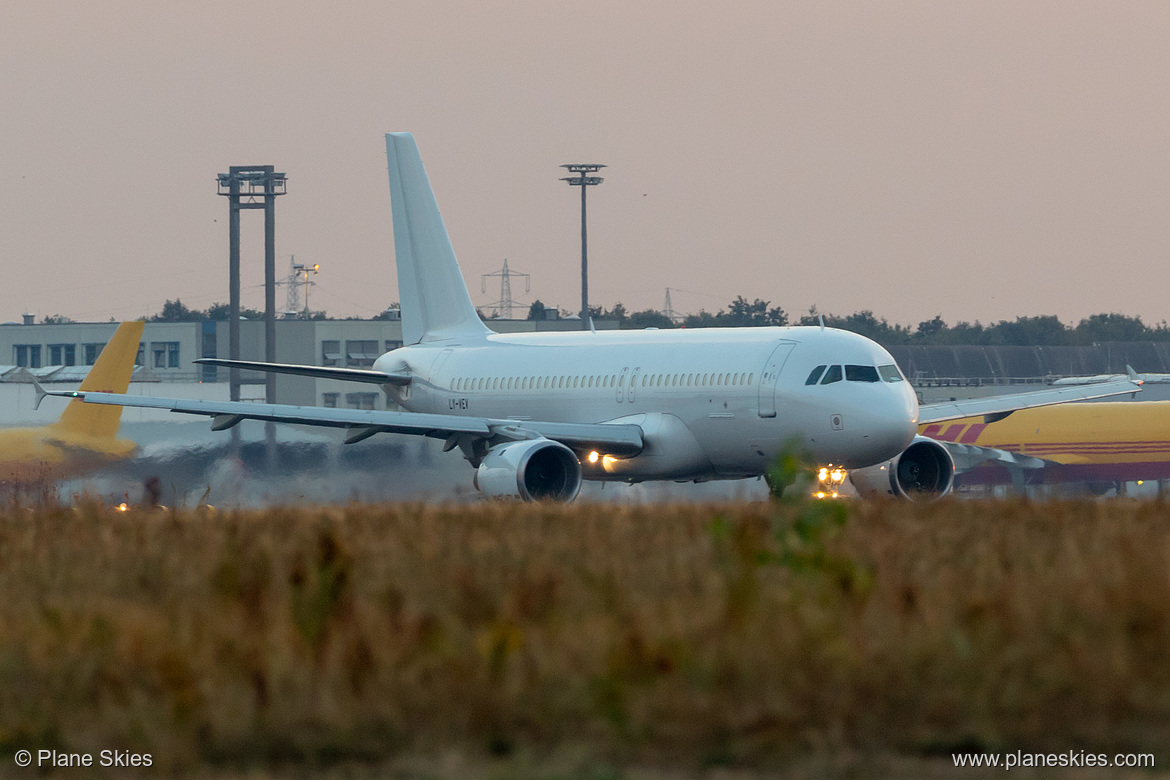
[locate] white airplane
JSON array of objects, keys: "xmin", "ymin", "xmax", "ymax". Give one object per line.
[{"xmin": 46, "ymin": 133, "xmax": 1142, "ymax": 501}]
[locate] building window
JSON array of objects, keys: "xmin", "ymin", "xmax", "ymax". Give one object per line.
[
  {"xmin": 151, "ymin": 342, "xmax": 180, "ymax": 369},
  {"xmin": 322, "ymin": 392, "xmax": 339, "ymax": 408},
  {"xmin": 14, "ymin": 344, "xmax": 41, "ymax": 369},
  {"xmin": 322, "ymin": 340, "xmax": 341, "ymax": 366},
  {"xmin": 135, "ymin": 343, "xmax": 145, "ymax": 367},
  {"xmin": 345, "ymin": 392, "xmax": 377, "ymax": 410},
  {"xmin": 385, "ymin": 340, "xmax": 403, "ymax": 352},
  {"xmin": 48, "ymin": 343, "xmax": 76, "ymax": 366},
  {"xmin": 346, "ymin": 340, "xmax": 379, "ymax": 367},
  {"xmin": 83, "ymin": 343, "xmax": 106, "ymax": 366}
]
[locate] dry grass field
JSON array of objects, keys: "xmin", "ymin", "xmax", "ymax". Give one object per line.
[{"xmin": 1, "ymin": 491, "xmax": 1169, "ymax": 777}]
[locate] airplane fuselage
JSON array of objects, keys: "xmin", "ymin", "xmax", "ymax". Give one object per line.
[
  {"xmin": 378, "ymin": 325, "xmax": 919, "ymax": 481},
  {"xmin": 924, "ymin": 400, "xmax": 1170, "ymax": 486}
]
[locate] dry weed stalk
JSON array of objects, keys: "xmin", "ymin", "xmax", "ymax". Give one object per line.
[{"xmin": 0, "ymin": 498, "xmax": 1167, "ymax": 772}]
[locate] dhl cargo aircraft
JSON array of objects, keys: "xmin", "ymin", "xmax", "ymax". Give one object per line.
[
  {"xmin": 2, "ymin": 320, "xmax": 142, "ymax": 482},
  {"xmin": 912, "ymin": 399, "xmax": 1170, "ymax": 494}
]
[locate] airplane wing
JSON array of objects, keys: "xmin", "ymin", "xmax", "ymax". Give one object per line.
[
  {"xmin": 193, "ymin": 358, "xmax": 411, "ymax": 386},
  {"xmin": 919, "ymin": 377, "xmax": 1142, "ymax": 425},
  {"xmin": 935, "ymin": 441, "xmax": 1048, "ymax": 473},
  {"xmin": 43, "ymin": 391, "xmax": 644, "ymax": 456}
]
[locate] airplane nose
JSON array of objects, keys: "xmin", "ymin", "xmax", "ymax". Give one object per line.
[{"xmin": 849, "ymin": 390, "xmax": 918, "ymax": 466}]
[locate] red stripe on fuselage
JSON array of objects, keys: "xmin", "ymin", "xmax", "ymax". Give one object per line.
[
  {"xmin": 939, "ymin": 424, "xmax": 965, "ymax": 442},
  {"xmin": 959, "ymin": 423, "xmax": 986, "ymax": 444}
]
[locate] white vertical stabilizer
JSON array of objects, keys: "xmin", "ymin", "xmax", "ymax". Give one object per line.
[{"xmin": 386, "ymin": 132, "xmax": 491, "ymax": 345}]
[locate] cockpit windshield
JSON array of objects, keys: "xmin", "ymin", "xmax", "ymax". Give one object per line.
[
  {"xmin": 806, "ymin": 363, "xmax": 904, "ymax": 385},
  {"xmin": 844, "ymin": 365, "xmax": 879, "ymax": 382}
]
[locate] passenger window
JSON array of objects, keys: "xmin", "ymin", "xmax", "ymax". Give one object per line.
[
  {"xmin": 845, "ymin": 365, "xmax": 880, "ymax": 383},
  {"xmin": 821, "ymin": 365, "xmax": 843, "ymax": 385},
  {"xmin": 878, "ymin": 364, "xmax": 904, "ymax": 382},
  {"xmin": 806, "ymin": 365, "xmax": 827, "ymax": 385}
]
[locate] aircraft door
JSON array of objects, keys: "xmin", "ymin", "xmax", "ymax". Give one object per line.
[
  {"xmin": 758, "ymin": 342, "xmax": 795, "ymax": 418},
  {"xmin": 617, "ymin": 367, "xmax": 628, "ymax": 403},
  {"xmin": 430, "ymin": 348, "xmax": 454, "ymax": 382},
  {"xmin": 628, "ymin": 367, "xmax": 641, "ymax": 403},
  {"xmin": 426, "ymin": 348, "xmax": 455, "ymax": 411}
]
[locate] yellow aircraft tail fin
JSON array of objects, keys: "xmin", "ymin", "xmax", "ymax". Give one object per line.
[{"xmin": 52, "ymin": 320, "xmax": 145, "ymax": 440}]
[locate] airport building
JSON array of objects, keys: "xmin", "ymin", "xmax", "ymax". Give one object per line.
[
  {"xmin": 2, "ymin": 317, "xmax": 1168, "ymax": 426},
  {"xmin": 0, "ymin": 316, "xmax": 615, "ymax": 425}
]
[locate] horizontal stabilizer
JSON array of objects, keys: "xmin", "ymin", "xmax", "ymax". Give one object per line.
[{"xmin": 194, "ymin": 358, "xmax": 411, "ymax": 386}]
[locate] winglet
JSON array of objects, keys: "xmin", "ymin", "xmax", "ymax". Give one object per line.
[
  {"xmin": 588, "ymin": 316, "xmax": 597, "ymax": 334},
  {"xmin": 30, "ymin": 374, "xmax": 48, "ymax": 410},
  {"xmin": 1127, "ymin": 365, "xmax": 1143, "ymax": 385},
  {"xmin": 819, "ymin": 314, "xmax": 825, "ymax": 332}
]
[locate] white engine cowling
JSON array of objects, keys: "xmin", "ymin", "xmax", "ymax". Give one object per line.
[
  {"xmin": 848, "ymin": 435, "xmax": 955, "ymax": 500},
  {"xmin": 475, "ymin": 439, "xmax": 582, "ymax": 502}
]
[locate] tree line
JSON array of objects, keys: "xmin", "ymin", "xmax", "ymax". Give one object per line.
[
  {"xmin": 537, "ymin": 297, "xmax": 1170, "ymax": 346},
  {"xmin": 65, "ymin": 297, "xmax": 1170, "ymax": 347}
]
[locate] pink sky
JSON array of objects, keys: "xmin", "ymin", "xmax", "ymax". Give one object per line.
[{"xmin": 2, "ymin": 2, "xmax": 1169, "ymax": 328}]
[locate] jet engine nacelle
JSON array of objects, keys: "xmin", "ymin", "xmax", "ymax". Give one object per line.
[
  {"xmin": 475, "ymin": 438, "xmax": 582, "ymax": 502},
  {"xmin": 848, "ymin": 435, "xmax": 954, "ymax": 500}
]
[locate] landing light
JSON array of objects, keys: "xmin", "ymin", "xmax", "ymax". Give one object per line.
[
  {"xmin": 813, "ymin": 463, "xmax": 847, "ymax": 499},
  {"xmin": 117, "ymin": 503, "xmax": 128, "ymax": 512},
  {"xmin": 588, "ymin": 451, "xmax": 600, "ymax": 464}
]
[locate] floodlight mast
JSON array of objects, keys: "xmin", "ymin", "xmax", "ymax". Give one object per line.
[
  {"xmin": 216, "ymin": 166, "xmax": 286, "ymax": 454},
  {"xmin": 560, "ymin": 164, "xmax": 605, "ymax": 330}
]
